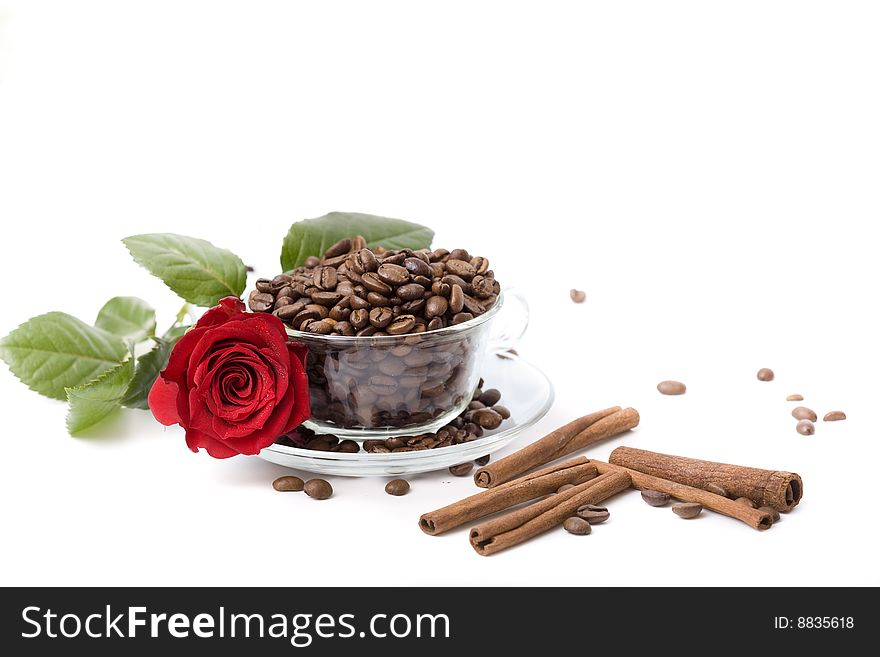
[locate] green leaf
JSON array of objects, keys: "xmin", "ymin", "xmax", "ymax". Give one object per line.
[
  {"xmin": 281, "ymin": 212, "xmax": 434, "ymax": 271},
  {"xmin": 0, "ymin": 312, "xmax": 128, "ymax": 400},
  {"xmin": 120, "ymin": 325, "xmax": 189, "ymax": 410},
  {"xmin": 122, "ymin": 233, "xmax": 247, "ymax": 307},
  {"xmin": 66, "ymin": 358, "xmax": 135, "ymax": 434},
  {"xmin": 95, "ymin": 296, "xmax": 156, "ymax": 343}
]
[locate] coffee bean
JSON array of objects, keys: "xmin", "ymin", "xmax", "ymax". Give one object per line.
[
  {"xmin": 255, "ymin": 278, "xmax": 274, "ymax": 293},
  {"xmin": 557, "ymin": 484, "xmax": 575, "ymax": 493},
  {"xmin": 311, "ymin": 291, "xmax": 343, "ymax": 307},
  {"xmin": 304, "ymin": 479, "xmax": 333, "ymax": 500},
  {"xmin": 425, "ymin": 295, "xmax": 449, "ymax": 318},
  {"xmin": 570, "ymin": 289, "xmax": 586, "ymax": 303},
  {"xmin": 362, "ymin": 272, "xmax": 393, "ymax": 295},
  {"xmin": 397, "ymin": 283, "xmax": 424, "ymax": 301},
  {"xmin": 757, "ymin": 367, "xmax": 774, "ymax": 381},
  {"xmin": 335, "ymin": 440, "xmax": 360, "ymax": 453},
  {"xmin": 353, "ymin": 248, "xmax": 379, "ymax": 273},
  {"xmin": 657, "ymin": 380, "xmax": 686, "ymax": 395},
  {"xmin": 306, "ymin": 319, "xmax": 335, "ymax": 335},
  {"xmin": 792, "ymin": 406, "xmax": 817, "ymax": 422},
  {"xmin": 304, "ymin": 256, "xmax": 320, "ymax": 268},
  {"xmin": 386, "ymin": 314, "xmax": 416, "ymax": 335},
  {"xmin": 823, "ymin": 411, "xmax": 846, "ymax": 421},
  {"xmin": 313, "ymin": 266, "xmax": 338, "ymax": 290},
  {"xmin": 451, "ymin": 312, "xmax": 474, "ymax": 325},
  {"xmin": 349, "ymin": 294, "xmax": 370, "ymax": 310},
  {"xmin": 672, "ymin": 502, "xmax": 702, "ymax": 519},
  {"xmin": 796, "ymin": 419, "xmax": 815, "ymax": 435},
  {"xmin": 445, "ymin": 259, "xmax": 476, "ymax": 280},
  {"xmin": 479, "ymin": 388, "xmax": 501, "ymax": 406},
  {"xmin": 248, "ymin": 291, "xmax": 275, "ymax": 312},
  {"xmin": 472, "ymin": 408, "xmax": 503, "ymax": 429},
  {"xmin": 368, "ymin": 375, "xmax": 399, "ymax": 395},
  {"xmin": 735, "ymin": 497, "xmax": 758, "ymax": 508},
  {"xmin": 448, "ymin": 248, "xmax": 470, "ymax": 261},
  {"xmin": 492, "ymin": 405, "xmax": 511, "ymax": 419},
  {"xmin": 705, "ymin": 483, "xmax": 728, "ymax": 497},
  {"xmin": 366, "ymin": 291, "xmax": 391, "ymax": 307},
  {"xmin": 449, "ymin": 462, "xmax": 473, "ymax": 476},
  {"xmin": 576, "ymin": 504, "xmax": 610, "ymax": 524},
  {"xmin": 403, "ymin": 257, "xmax": 432, "ymax": 278},
  {"xmin": 323, "ymin": 238, "xmax": 352, "ymax": 259},
  {"xmin": 369, "ymin": 307, "xmax": 394, "ymax": 328},
  {"xmin": 272, "ymin": 475, "xmax": 304, "ymax": 492},
  {"xmin": 449, "ymin": 284, "xmax": 464, "ymax": 313},
  {"xmin": 474, "ymin": 454, "xmax": 490, "ymax": 466},
  {"xmin": 641, "ymin": 489, "xmax": 670, "ymax": 506},
  {"xmin": 349, "ymin": 308, "xmax": 369, "ymax": 329},
  {"xmin": 377, "ymin": 263, "xmax": 410, "ymax": 286},
  {"xmin": 758, "ymin": 505, "xmax": 781, "ymax": 523},
  {"xmin": 385, "ymin": 479, "xmax": 410, "ymax": 496},
  {"xmin": 563, "ymin": 517, "xmax": 592, "ymax": 535},
  {"xmin": 786, "ymin": 394, "xmax": 804, "ymax": 401}
]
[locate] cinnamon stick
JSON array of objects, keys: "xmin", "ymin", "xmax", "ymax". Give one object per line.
[
  {"xmin": 474, "ymin": 407, "xmax": 639, "ymax": 488},
  {"xmin": 592, "ymin": 460, "xmax": 774, "ymax": 530},
  {"xmin": 608, "ymin": 446, "xmax": 803, "ymax": 513},
  {"xmin": 469, "ymin": 469, "xmax": 632, "ymax": 556},
  {"xmin": 420, "ymin": 458, "xmax": 598, "ymax": 536}
]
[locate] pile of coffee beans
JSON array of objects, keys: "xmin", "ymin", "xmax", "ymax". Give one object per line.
[
  {"xmin": 275, "ymin": 380, "xmax": 510, "ymax": 453},
  {"xmin": 248, "ymin": 236, "xmax": 500, "ymax": 336},
  {"xmin": 248, "ymin": 237, "xmax": 502, "ymax": 430}
]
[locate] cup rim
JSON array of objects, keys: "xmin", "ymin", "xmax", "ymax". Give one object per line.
[{"xmin": 284, "ymin": 290, "xmax": 504, "ymax": 344}]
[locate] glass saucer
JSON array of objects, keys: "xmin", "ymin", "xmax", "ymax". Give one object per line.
[{"xmin": 257, "ymin": 353, "xmax": 554, "ymax": 477}]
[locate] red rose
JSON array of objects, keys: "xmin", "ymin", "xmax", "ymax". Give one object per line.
[{"xmin": 148, "ymin": 297, "xmax": 310, "ymax": 458}]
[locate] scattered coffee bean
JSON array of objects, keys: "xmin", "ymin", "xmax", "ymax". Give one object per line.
[
  {"xmin": 479, "ymin": 388, "xmax": 502, "ymax": 406},
  {"xmin": 672, "ymin": 502, "xmax": 703, "ymax": 519},
  {"xmin": 492, "ymin": 405, "xmax": 511, "ymax": 419},
  {"xmin": 641, "ymin": 489, "xmax": 670, "ymax": 506},
  {"xmin": 757, "ymin": 368, "xmax": 774, "ymax": 381},
  {"xmin": 384, "ymin": 479, "xmax": 410, "ymax": 496},
  {"xmin": 474, "ymin": 455, "xmax": 490, "ymax": 466},
  {"xmin": 557, "ymin": 484, "xmax": 575, "ymax": 493},
  {"xmin": 758, "ymin": 505, "xmax": 781, "ymax": 523},
  {"xmin": 823, "ymin": 411, "xmax": 846, "ymax": 422},
  {"xmin": 304, "ymin": 479, "xmax": 333, "ymax": 500},
  {"xmin": 335, "ymin": 440, "xmax": 359, "ymax": 453},
  {"xmin": 563, "ymin": 517, "xmax": 592, "ymax": 535},
  {"xmin": 792, "ymin": 406, "xmax": 817, "ymax": 422},
  {"xmin": 472, "ymin": 408, "xmax": 503, "ymax": 429},
  {"xmin": 272, "ymin": 475, "xmax": 304, "ymax": 492},
  {"xmin": 735, "ymin": 497, "xmax": 757, "ymax": 508},
  {"xmin": 705, "ymin": 483, "xmax": 728, "ymax": 498},
  {"xmin": 570, "ymin": 289, "xmax": 586, "ymax": 303},
  {"xmin": 786, "ymin": 394, "xmax": 804, "ymax": 401},
  {"xmin": 576, "ymin": 504, "xmax": 610, "ymax": 524},
  {"xmin": 796, "ymin": 419, "xmax": 815, "ymax": 435},
  {"xmin": 657, "ymin": 380, "xmax": 686, "ymax": 395},
  {"xmin": 449, "ymin": 462, "xmax": 474, "ymax": 476}
]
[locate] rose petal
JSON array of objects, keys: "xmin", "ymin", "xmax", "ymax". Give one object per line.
[
  {"xmin": 184, "ymin": 427, "xmax": 241, "ymax": 459},
  {"xmin": 195, "ymin": 297, "xmax": 246, "ymax": 329},
  {"xmin": 148, "ymin": 376, "xmax": 182, "ymax": 426}
]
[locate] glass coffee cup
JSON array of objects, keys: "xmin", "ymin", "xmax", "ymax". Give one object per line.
[{"xmin": 288, "ymin": 290, "xmax": 528, "ymax": 438}]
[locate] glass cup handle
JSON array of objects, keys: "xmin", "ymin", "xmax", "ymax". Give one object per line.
[{"xmin": 488, "ymin": 287, "xmax": 529, "ymax": 353}]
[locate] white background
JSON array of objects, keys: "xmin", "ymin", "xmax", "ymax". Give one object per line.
[{"xmin": 1, "ymin": 0, "xmax": 878, "ymax": 586}]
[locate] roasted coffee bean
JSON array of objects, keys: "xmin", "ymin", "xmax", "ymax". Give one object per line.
[
  {"xmin": 449, "ymin": 284, "xmax": 465, "ymax": 313},
  {"xmin": 432, "ymin": 280, "xmax": 451, "ymax": 297},
  {"xmin": 468, "ymin": 400, "xmax": 486, "ymax": 411},
  {"xmin": 273, "ymin": 297, "xmax": 294, "ymax": 310},
  {"xmin": 385, "ymin": 479, "xmax": 410, "ymax": 496},
  {"xmin": 641, "ymin": 489, "xmax": 670, "ymax": 506},
  {"xmin": 563, "ymin": 517, "xmax": 592, "ymax": 535},
  {"xmin": 368, "ymin": 375, "xmax": 399, "ymax": 395},
  {"xmin": 369, "ymin": 307, "xmax": 394, "ymax": 328},
  {"xmin": 471, "ymin": 256, "xmax": 489, "ymax": 274},
  {"xmin": 445, "ymin": 258, "xmax": 476, "ymax": 280},
  {"xmin": 366, "ymin": 292, "xmax": 391, "ymax": 307},
  {"xmin": 757, "ymin": 367, "xmax": 775, "ymax": 381},
  {"xmin": 672, "ymin": 502, "xmax": 703, "ymax": 519},
  {"xmin": 349, "ymin": 295, "xmax": 370, "ymax": 310},
  {"xmin": 824, "ymin": 411, "xmax": 846, "ymax": 421},
  {"xmin": 311, "ymin": 291, "xmax": 343, "ymax": 306},
  {"xmin": 576, "ymin": 504, "xmax": 610, "ymax": 524},
  {"xmin": 759, "ymin": 506, "xmax": 781, "ymax": 523},
  {"xmin": 397, "ymin": 283, "xmax": 425, "ymax": 301},
  {"xmin": 475, "ymin": 454, "xmax": 490, "ymax": 466},
  {"xmin": 323, "ymin": 238, "xmax": 352, "ymax": 259},
  {"xmin": 304, "ymin": 479, "xmax": 333, "ymax": 500},
  {"xmin": 362, "ymin": 272, "xmax": 393, "ymax": 295},
  {"xmin": 334, "ymin": 320, "xmax": 355, "ymax": 336},
  {"xmin": 349, "ymin": 308, "xmax": 369, "ymax": 329},
  {"xmin": 377, "ymin": 263, "xmax": 410, "ymax": 286},
  {"xmin": 471, "ymin": 276, "xmax": 495, "ymax": 299},
  {"xmin": 796, "ymin": 419, "xmax": 815, "ymax": 435},
  {"xmin": 274, "ymin": 304, "xmax": 300, "ymax": 321},
  {"xmin": 786, "ymin": 394, "xmax": 804, "ymax": 401},
  {"xmin": 427, "ymin": 317, "xmax": 445, "ymax": 331},
  {"xmin": 425, "ymin": 295, "xmax": 449, "ymax": 318},
  {"xmin": 735, "ymin": 497, "xmax": 758, "ymax": 508},
  {"xmin": 705, "ymin": 483, "xmax": 728, "ymax": 497},
  {"xmin": 386, "ymin": 314, "xmax": 416, "ymax": 335},
  {"xmin": 306, "ymin": 320, "xmax": 335, "ymax": 335},
  {"xmin": 404, "ymin": 257, "xmax": 433, "ymax": 278},
  {"xmin": 400, "ymin": 298, "xmax": 426, "ymax": 314},
  {"xmin": 472, "ymin": 408, "xmax": 503, "ymax": 429},
  {"xmin": 335, "ymin": 439, "xmax": 360, "ymax": 453},
  {"xmin": 657, "ymin": 380, "xmax": 686, "ymax": 395},
  {"xmin": 443, "ymin": 274, "xmax": 470, "ymax": 292},
  {"xmin": 272, "ymin": 476, "xmax": 304, "ymax": 492},
  {"xmin": 248, "ymin": 291, "xmax": 275, "ymax": 312},
  {"xmin": 449, "ymin": 248, "xmax": 470, "ymax": 262},
  {"xmin": 451, "ymin": 312, "xmax": 474, "ymax": 325},
  {"xmin": 304, "ymin": 255, "xmax": 320, "ymax": 268},
  {"xmin": 433, "ymin": 248, "xmax": 450, "ymax": 260},
  {"xmin": 313, "ymin": 266, "xmax": 338, "ymax": 290},
  {"xmin": 329, "ymin": 303, "xmax": 351, "ymax": 322},
  {"xmin": 353, "ymin": 248, "xmax": 379, "ymax": 273},
  {"xmin": 448, "ymin": 462, "xmax": 473, "ymax": 476},
  {"xmin": 256, "ymin": 278, "xmax": 274, "ymax": 293},
  {"xmin": 557, "ymin": 484, "xmax": 575, "ymax": 493},
  {"xmin": 570, "ymin": 288, "xmax": 586, "ymax": 303},
  {"xmin": 792, "ymin": 406, "xmax": 817, "ymax": 422},
  {"xmin": 492, "ymin": 405, "xmax": 511, "ymax": 419},
  {"xmin": 479, "ymin": 388, "xmax": 501, "ymax": 406}
]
